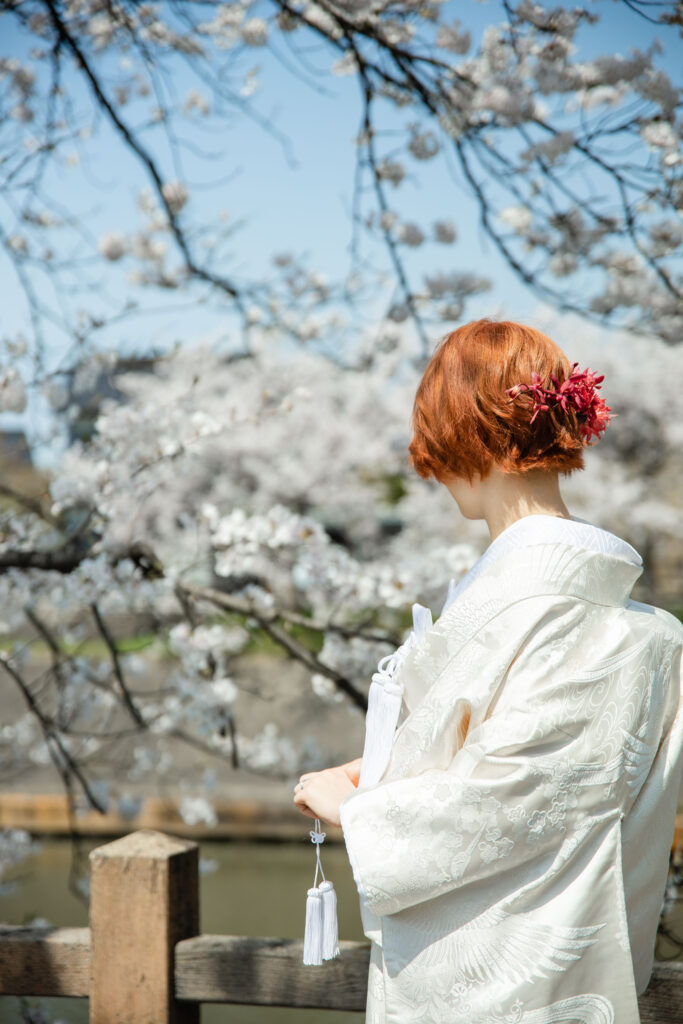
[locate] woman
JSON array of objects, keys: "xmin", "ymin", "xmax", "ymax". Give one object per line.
[{"xmin": 292, "ymin": 319, "xmax": 683, "ymax": 1024}]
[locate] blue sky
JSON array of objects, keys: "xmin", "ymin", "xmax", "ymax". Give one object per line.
[{"xmin": 1, "ymin": 1, "xmax": 680, "ymax": 467}]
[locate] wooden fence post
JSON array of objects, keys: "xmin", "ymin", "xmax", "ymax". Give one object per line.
[{"xmin": 89, "ymin": 828, "xmax": 199, "ymax": 1024}]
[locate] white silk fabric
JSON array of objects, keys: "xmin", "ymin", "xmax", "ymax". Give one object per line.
[{"xmin": 339, "ymin": 516, "xmax": 683, "ymax": 1023}]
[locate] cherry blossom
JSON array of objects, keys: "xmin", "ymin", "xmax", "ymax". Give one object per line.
[{"xmin": 0, "ymin": 0, "xmax": 681, "ymax": 894}]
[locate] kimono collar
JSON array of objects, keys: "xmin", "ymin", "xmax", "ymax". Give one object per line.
[
  {"xmin": 357, "ymin": 515, "xmax": 643, "ymax": 790},
  {"xmin": 406, "ymin": 514, "xmax": 642, "ymax": 649},
  {"xmin": 439, "ymin": 513, "xmax": 642, "ymax": 618},
  {"xmin": 358, "ymin": 516, "xmax": 647, "ymax": 786},
  {"xmin": 402, "ymin": 518, "xmax": 644, "ymax": 711}
]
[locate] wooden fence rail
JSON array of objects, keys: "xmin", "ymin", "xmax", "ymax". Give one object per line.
[{"xmin": 0, "ymin": 828, "xmax": 681, "ymax": 1022}]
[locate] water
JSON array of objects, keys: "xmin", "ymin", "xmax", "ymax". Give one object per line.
[{"xmin": 0, "ymin": 836, "xmax": 366, "ymax": 1023}]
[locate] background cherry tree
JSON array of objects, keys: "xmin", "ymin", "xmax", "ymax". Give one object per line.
[{"xmin": 0, "ymin": 0, "xmax": 682, "ymax": 899}]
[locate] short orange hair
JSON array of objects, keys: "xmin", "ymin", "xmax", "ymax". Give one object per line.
[{"xmin": 409, "ymin": 318, "xmax": 586, "ymax": 482}]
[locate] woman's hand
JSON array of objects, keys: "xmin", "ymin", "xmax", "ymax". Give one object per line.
[
  {"xmin": 292, "ymin": 761, "xmax": 360, "ymax": 828},
  {"xmin": 339, "ymin": 756, "xmax": 363, "ymax": 786}
]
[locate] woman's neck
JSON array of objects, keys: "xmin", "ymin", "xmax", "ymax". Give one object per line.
[{"xmin": 480, "ymin": 467, "xmax": 571, "ymax": 542}]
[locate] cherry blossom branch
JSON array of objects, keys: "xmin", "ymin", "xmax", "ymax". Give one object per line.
[
  {"xmin": 0, "ymin": 652, "xmax": 109, "ymax": 814},
  {"xmin": 177, "ymin": 580, "xmax": 370, "ymax": 712},
  {"xmin": 40, "ymin": 0, "xmax": 246, "ymax": 316},
  {"xmin": 89, "ymin": 601, "xmax": 147, "ymax": 727}
]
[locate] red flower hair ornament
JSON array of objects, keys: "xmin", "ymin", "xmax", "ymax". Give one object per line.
[{"xmin": 505, "ymin": 362, "xmax": 614, "ymax": 443}]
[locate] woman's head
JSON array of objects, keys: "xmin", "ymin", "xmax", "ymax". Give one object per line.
[{"xmin": 409, "ymin": 318, "xmax": 588, "ymax": 485}]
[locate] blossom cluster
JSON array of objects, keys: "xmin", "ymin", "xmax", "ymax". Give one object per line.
[{"xmin": 0, "ymin": 0, "xmax": 682, "ymax": 892}]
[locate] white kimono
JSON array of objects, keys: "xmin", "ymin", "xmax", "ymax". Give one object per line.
[{"xmin": 339, "ymin": 515, "xmax": 683, "ymax": 1024}]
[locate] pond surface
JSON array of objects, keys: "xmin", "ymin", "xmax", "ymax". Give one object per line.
[
  {"xmin": 0, "ymin": 836, "xmax": 366, "ymax": 1023},
  {"xmin": 1, "ymin": 836, "xmax": 682, "ymax": 1023}
]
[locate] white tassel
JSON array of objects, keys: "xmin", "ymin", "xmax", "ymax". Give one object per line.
[
  {"xmin": 319, "ymin": 879, "xmax": 340, "ymax": 959},
  {"xmin": 301, "ymin": 600, "xmax": 436, "ymax": 965},
  {"xmin": 357, "ymin": 674, "xmax": 404, "ymax": 788},
  {"xmin": 358, "ymin": 602, "xmax": 433, "ymax": 789},
  {"xmin": 304, "ymin": 818, "xmax": 338, "ymax": 965},
  {"xmin": 303, "ymin": 886, "xmax": 323, "ymax": 965}
]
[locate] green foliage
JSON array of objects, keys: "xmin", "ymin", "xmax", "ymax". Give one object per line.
[{"xmin": 383, "ymin": 472, "xmax": 408, "ymax": 505}]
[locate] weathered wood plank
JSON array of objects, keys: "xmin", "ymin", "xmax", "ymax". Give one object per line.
[
  {"xmin": 1, "ymin": 923, "xmax": 681, "ymax": 1016},
  {"xmin": 638, "ymin": 962, "xmax": 683, "ymax": 1022},
  {"xmin": 174, "ymin": 934, "xmax": 683, "ymax": 1015},
  {"xmin": 89, "ymin": 828, "xmax": 200, "ymax": 1024},
  {"xmin": 0, "ymin": 925, "xmax": 90, "ymax": 997},
  {"xmin": 174, "ymin": 934, "xmax": 371, "ymax": 1010}
]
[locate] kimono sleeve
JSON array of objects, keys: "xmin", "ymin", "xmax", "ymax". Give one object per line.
[{"xmin": 339, "ymin": 645, "xmax": 609, "ymax": 918}]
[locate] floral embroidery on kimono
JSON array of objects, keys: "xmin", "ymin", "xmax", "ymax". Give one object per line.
[{"xmin": 339, "ymin": 517, "xmax": 683, "ymax": 1024}]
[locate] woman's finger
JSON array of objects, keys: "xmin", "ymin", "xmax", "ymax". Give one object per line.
[
  {"xmin": 293, "ymin": 784, "xmax": 314, "ymax": 807},
  {"xmin": 293, "ymin": 790, "xmax": 317, "ymax": 817}
]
